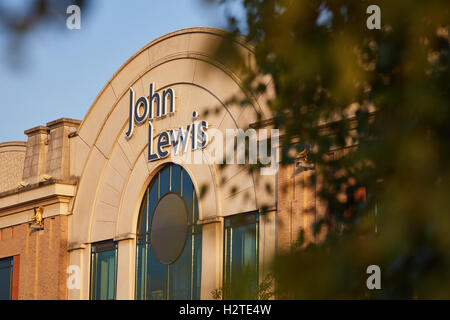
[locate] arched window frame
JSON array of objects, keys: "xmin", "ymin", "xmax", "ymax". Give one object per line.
[{"xmin": 135, "ymin": 163, "xmax": 202, "ymax": 300}]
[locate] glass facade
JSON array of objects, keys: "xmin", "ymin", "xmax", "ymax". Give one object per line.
[
  {"xmin": 90, "ymin": 240, "xmax": 118, "ymax": 300},
  {"xmin": 224, "ymin": 212, "xmax": 259, "ymax": 298},
  {"xmin": 0, "ymin": 257, "xmax": 13, "ymax": 300},
  {"xmin": 136, "ymin": 163, "xmax": 202, "ymax": 300}
]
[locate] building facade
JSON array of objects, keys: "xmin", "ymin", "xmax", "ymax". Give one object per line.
[{"xmin": 0, "ymin": 27, "xmax": 322, "ymax": 300}]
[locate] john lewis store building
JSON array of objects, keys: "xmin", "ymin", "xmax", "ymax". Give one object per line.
[{"xmin": 0, "ymin": 28, "xmax": 321, "ymax": 300}]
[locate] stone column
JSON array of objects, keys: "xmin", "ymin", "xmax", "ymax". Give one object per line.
[
  {"xmin": 259, "ymin": 210, "xmax": 276, "ymax": 282},
  {"xmin": 46, "ymin": 118, "xmax": 81, "ymax": 181},
  {"xmin": 67, "ymin": 244, "xmax": 90, "ymax": 300},
  {"xmin": 199, "ymin": 218, "xmax": 223, "ymax": 300},
  {"xmin": 22, "ymin": 126, "xmax": 49, "ymax": 185},
  {"xmin": 116, "ymin": 237, "xmax": 136, "ymax": 300}
]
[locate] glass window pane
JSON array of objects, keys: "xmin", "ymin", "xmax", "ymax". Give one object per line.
[
  {"xmin": 147, "ymin": 247, "xmax": 167, "ymax": 300},
  {"xmin": 135, "ymin": 244, "xmax": 146, "ymax": 300},
  {"xmin": 169, "ymin": 234, "xmax": 191, "ymax": 300},
  {"xmin": 0, "ymin": 258, "xmax": 12, "ymax": 300},
  {"xmin": 138, "ymin": 194, "xmax": 147, "ymax": 235},
  {"xmin": 96, "ymin": 251, "xmax": 116, "ymax": 299},
  {"xmin": 171, "ymin": 164, "xmax": 181, "ymax": 194},
  {"xmin": 0, "ymin": 258, "xmax": 12, "ymax": 268},
  {"xmin": 225, "ymin": 228, "xmax": 231, "ymax": 284},
  {"xmin": 91, "ymin": 241, "xmax": 117, "ymax": 300},
  {"xmin": 193, "ymin": 192, "xmax": 199, "ymax": 223},
  {"xmin": 224, "ymin": 213, "xmax": 259, "ymax": 298},
  {"xmin": 231, "ymin": 224, "xmax": 257, "ymax": 280},
  {"xmin": 147, "ymin": 182, "xmax": 158, "ymax": 232},
  {"xmin": 160, "ymin": 166, "xmax": 170, "ymax": 197}
]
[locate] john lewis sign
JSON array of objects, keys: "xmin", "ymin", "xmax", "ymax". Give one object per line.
[{"xmin": 125, "ymin": 83, "xmax": 209, "ymax": 162}]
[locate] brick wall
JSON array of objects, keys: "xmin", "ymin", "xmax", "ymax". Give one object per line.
[
  {"xmin": 277, "ymin": 162, "xmax": 313, "ymax": 251},
  {"xmin": 276, "ymin": 160, "xmax": 328, "ymax": 253},
  {"xmin": 0, "ymin": 216, "xmax": 69, "ymax": 299}
]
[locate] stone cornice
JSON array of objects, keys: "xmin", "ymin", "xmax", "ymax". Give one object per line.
[
  {"xmin": 0, "ymin": 181, "xmax": 77, "ymax": 215},
  {"xmin": 46, "ymin": 118, "xmax": 81, "ymax": 129},
  {"xmin": 24, "ymin": 125, "xmax": 48, "ymax": 137}
]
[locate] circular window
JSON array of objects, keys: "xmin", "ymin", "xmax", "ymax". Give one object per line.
[
  {"xmin": 150, "ymin": 193, "xmax": 188, "ymax": 265},
  {"xmin": 135, "ymin": 163, "xmax": 202, "ymax": 300}
]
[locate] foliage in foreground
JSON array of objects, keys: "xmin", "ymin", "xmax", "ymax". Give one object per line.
[{"xmin": 211, "ymin": 0, "xmax": 450, "ymax": 298}]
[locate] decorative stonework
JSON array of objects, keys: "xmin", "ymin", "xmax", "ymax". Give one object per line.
[{"xmin": 0, "ymin": 142, "xmax": 26, "ymax": 193}]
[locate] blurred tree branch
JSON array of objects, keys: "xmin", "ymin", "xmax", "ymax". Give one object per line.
[
  {"xmin": 0, "ymin": 0, "xmax": 84, "ymax": 34},
  {"xmin": 211, "ymin": 0, "xmax": 450, "ymax": 299},
  {"xmin": 0, "ymin": 0, "xmax": 87, "ymax": 66}
]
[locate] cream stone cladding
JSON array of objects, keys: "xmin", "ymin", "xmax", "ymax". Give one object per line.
[
  {"xmin": 68, "ymin": 27, "xmax": 277, "ymax": 300},
  {"xmin": 0, "ymin": 142, "xmax": 26, "ymax": 193}
]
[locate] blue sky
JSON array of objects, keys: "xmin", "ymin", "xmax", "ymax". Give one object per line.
[{"xmin": 0, "ymin": 0, "xmax": 239, "ymax": 142}]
